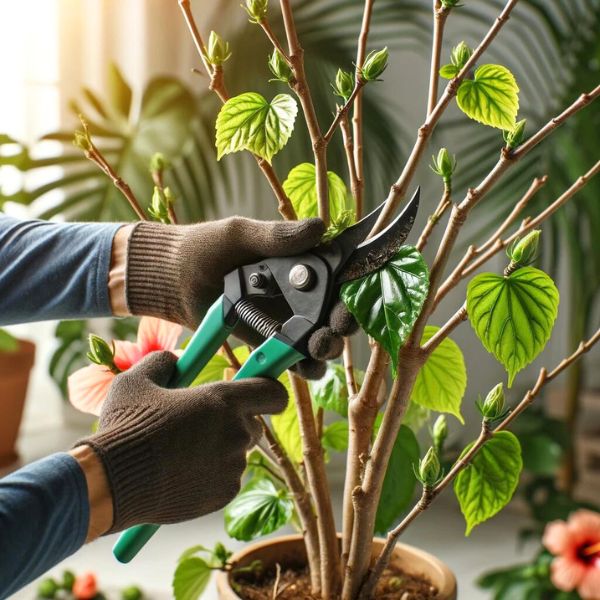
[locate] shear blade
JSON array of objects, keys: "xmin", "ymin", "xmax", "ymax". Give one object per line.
[{"xmin": 336, "ymin": 187, "xmax": 420, "ymax": 284}]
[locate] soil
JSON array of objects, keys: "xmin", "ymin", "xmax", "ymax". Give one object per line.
[{"xmin": 233, "ymin": 565, "xmax": 439, "ymax": 600}]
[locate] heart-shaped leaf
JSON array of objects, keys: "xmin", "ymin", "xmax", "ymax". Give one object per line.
[
  {"xmin": 224, "ymin": 478, "xmax": 294, "ymax": 541},
  {"xmin": 457, "ymin": 64, "xmax": 519, "ymax": 130},
  {"xmin": 322, "ymin": 420, "xmax": 349, "ymax": 452},
  {"xmin": 282, "ymin": 162, "xmax": 349, "ymax": 221},
  {"xmin": 216, "ymin": 92, "xmax": 297, "ymax": 163},
  {"xmin": 454, "ymin": 431, "xmax": 522, "ymax": 535},
  {"xmin": 412, "ymin": 325, "xmax": 467, "ymax": 423},
  {"xmin": 467, "ymin": 267, "xmax": 559, "ymax": 386},
  {"xmin": 310, "ymin": 362, "xmax": 364, "ymax": 417},
  {"xmin": 341, "ymin": 246, "xmax": 429, "ymax": 374},
  {"xmin": 172, "ymin": 557, "xmax": 212, "ymax": 600}
]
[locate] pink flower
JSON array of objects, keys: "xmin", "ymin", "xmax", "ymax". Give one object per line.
[
  {"xmin": 68, "ymin": 317, "xmax": 182, "ymax": 416},
  {"xmin": 543, "ymin": 509, "xmax": 600, "ymax": 599}
]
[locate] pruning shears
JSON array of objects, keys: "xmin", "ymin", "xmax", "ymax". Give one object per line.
[{"xmin": 112, "ymin": 188, "xmax": 420, "ymax": 563}]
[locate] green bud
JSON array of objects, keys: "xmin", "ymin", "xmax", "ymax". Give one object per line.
[
  {"xmin": 37, "ymin": 578, "xmax": 59, "ymax": 599},
  {"xmin": 322, "ymin": 209, "xmax": 355, "ymax": 242},
  {"xmin": 61, "ymin": 570, "xmax": 76, "ymax": 591},
  {"xmin": 441, "ymin": 0, "xmax": 463, "ymax": 8},
  {"xmin": 481, "ymin": 383, "xmax": 505, "ymax": 420},
  {"xmin": 149, "ymin": 153, "xmax": 170, "ymax": 174},
  {"xmin": 333, "ymin": 69, "xmax": 354, "ymax": 102},
  {"xmin": 214, "ymin": 541, "xmax": 232, "ymax": 565},
  {"xmin": 73, "ymin": 130, "xmax": 92, "ymax": 152},
  {"xmin": 268, "ymin": 49, "xmax": 293, "ymax": 83},
  {"xmin": 205, "ymin": 31, "xmax": 231, "ymax": 66},
  {"xmin": 360, "ymin": 47, "xmax": 389, "ymax": 81},
  {"xmin": 450, "ymin": 41, "xmax": 473, "ymax": 70},
  {"xmin": 507, "ymin": 229, "xmax": 541, "ymax": 267},
  {"xmin": 243, "ymin": 0, "xmax": 268, "ymax": 22},
  {"xmin": 121, "ymin": 586, "xmax": 143, "ymax": 600},
  {"xmin": 418, "ymin": 447, "xmax": 441, "ymax": 486},
  {"xmin": 430, "ymin": 147, "xmax": 457, "ymax": 185},
  {"xmin": 148, "ymin": 186, "xmax": 172, "ymax": 224},
  {"xmin": 432, "ymin": 415, "xmax": 448, "ymax": 452},
  {"xmin": 503, "ymin": 118, "xmax": 527, "ymax": 149},
  {"xmin": 87, "ymin": 334, "xmax": 120, "ymax": 373}
]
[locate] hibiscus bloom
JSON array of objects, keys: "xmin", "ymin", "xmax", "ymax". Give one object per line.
[
  {"xmin": 68, "ymin": 317, "xmax": 182, "ymax": 416},
  {"xmin": 543, "ymin": 509, "xmax": 600, "ymax": 599}
]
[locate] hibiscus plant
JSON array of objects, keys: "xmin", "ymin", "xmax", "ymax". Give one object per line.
[{"xmin": 63, "ymin": 0, "xmax": 600, "ymax": 599}]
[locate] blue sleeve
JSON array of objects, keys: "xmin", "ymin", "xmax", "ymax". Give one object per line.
[
  {"xmin": 0, "ymin": 453, "xmax": 89, "ymax": 598},
  {"xmin": 0, "ymin": 215, "xmax": 122, "ymax": 325}
]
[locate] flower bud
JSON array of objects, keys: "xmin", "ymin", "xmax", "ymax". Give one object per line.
[
  {"xmin": 481, "ymin": 383, "xmax": 505, "ymax": 420},
  {"xmin": 148, "ymin": 186, "xmax": 173, "ymax": 224},
  {"xmin": 87, "ymin": 334, "xmax": 120, "ymax": 373},
  {"xmin": 503, "ymin": 118, "xmax": 527, "ymax": 149},
  {"xmin": 243, "ymin": 0, "xmax": 268, "ymax": 23},
  {"xmin": 430, "ymin": 147, "xmax": 457, "ymax": 185},
  {"xmin": 418, "ymin": 447, "xmax": 441, "ymax": 486},
  {"xmin": 268, "ymin": 49, "xmax": 293, "ymax": 83},
  {"xmin": 441, "ymin": 0, "xmax": 463, "ymax": 8},
  {"xmin": 121, "ymin": 586, "xmax": 143, "ymax": 600},
  {"xmin": 432, "ymin": 415, "xmax": 448, "ymax": 452},
  {"xmin": 149, "ymin": 152, "xmax": 170, "ymax": 174},
  {"xmin": 360, "ymin": 47, "xmax": 389, "ymax": 81},
  {"xmin": 333, "ymin": 69, "xmax": 354, "ymax": 102},
  {"xmin": 508, "ymin": 229, "xmax": 541, "ymax": 267},
  {"xmin": 37, "ymin": 578, "xmax": 59, "ymax": 599},
  {"xmin": 205, "ymin": 31, "xmax": 231, "ymax": 66},
  {"xmin": 450, "ymin": 41, "xmax": 473, "ymax": 70},
  {"xmin": 61, "ymin": 571, "xmax": 76, "ymax": 592}
]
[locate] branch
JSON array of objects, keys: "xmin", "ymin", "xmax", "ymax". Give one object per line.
[
  {"xmin": 359, "ymin": 327, "xmax": 600, "ymax": 597},
  {"xmin": 340, "ymin": 114, "xmax": 361, "ymax": 211},
  {"xmin": 259, "ymin": 18, "xmax": 291, "ymax": 63},
  {"xmin": 324, "ymin": 79, "xmax": 366, "ymax": 143},
  {"xmin": 416, "ymin": 184, "xmax": 452, "ymax": 251},
  {"xmin": 177, "ymin": 0, "xmax": 297, "ymax": 221},
  {"xmin": 421, "ymin": 304, "xmax": 468, "ymax": 356},
  {"xmin": 343, "ymin": 338, "xmax": 359, "ymax": 397},
  {"xmin": 427, "ymin": 2, "xmax": 450, "ymax": 116}
]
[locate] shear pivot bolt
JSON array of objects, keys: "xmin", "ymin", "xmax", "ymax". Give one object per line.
[
  {"xmin": 249, "ymin": 273, "xmax": 266, "ymax": 288},
  {"xmin": 289, "ymin": 264, "xmax": 314, "ymax": 290}
]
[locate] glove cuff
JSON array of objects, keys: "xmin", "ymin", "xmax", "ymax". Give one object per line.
[{"xmin": 126, "ymin": 222, "xmax": 187, "ymax": 326}]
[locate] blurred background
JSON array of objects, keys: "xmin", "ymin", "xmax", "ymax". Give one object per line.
[{"xmin": 0, "ymin": 0, "xmax": 598, "ymax": 598}]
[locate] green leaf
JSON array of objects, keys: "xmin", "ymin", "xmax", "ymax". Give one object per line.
[
  {"xmin": 190, "ymin": 346, "xmax": 250, "ymax": 386},
  {"xmin": 0, "ymin": 329, "xmax": 18, "ymax": 353},
  {"xmin": 224, "ymin": 478, "xmax": 294, "ymax": 541},
  {"xmin": 215, "ymin": 92, "xmax": 297, "ymax": 163},
  {"xmin": 375, "ymin": 425, "xmax": 420, "ymax": 534},
  {"xmin": 412, "ymin": 326, "xmax": 467, "ymax": 423},
  {"xmin": 322, "ymin": 420, "xmax": 349, "ymax": 452},
  {"xmin": 403, "ymin": 401, "xmax": 431, "ymax": 432},
  {"xmin": 341, "ymin": 246, "xmax": 429, "ymax": 374},
  {"xmin": 172, "ymin": 557, "xmax": 212, "ymax": 600},
  {"xmin": 270, "ymin": 373, "xmax": 302, "ymax": 464},
  {"xmin": 467, "ymin": 267, "xmax": 559, "ymax": 386},
  {"xmin": 454, "ymin": 431, "xmax": 522, "ymax": 535},
  {"xmin": 282, "ymin": 162, "xmax": 349, "ymax": 220},
  {"xmin": 439, "ymin": 64, "xmax": 459, "ymax": 79},
  {"xmin": 310, "ymin": 362, "xmax": 356, "ymax": 417},
  {"xmin": 521, "ymin": 433, "xmax": 564, "ymax": 476},
  {"xmin": 107, "ymin": 63, "xmax": 132, "ymax": 119},
  {"xmin": 456, "ymin": 64, "xmax": 520, "ymax": 130}
]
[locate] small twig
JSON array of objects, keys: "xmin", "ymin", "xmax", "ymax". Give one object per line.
[
  {"xmin": 151, "ymin": 168, "xmax": 179, "ymax": 225},
  {"xmin": 340, "ymin": 115, "xmax": 360, "ymax": 213},
  {"xmin": 259, "ymin": 19, "xmax": 291, "ymax": 64},
  {"xmin": 272, "ymin": 563, "xmax": 282, "ymax": 600},
  {"xmin": 324, "ymin": 80, "xmax": 366, "ymax": 143},
  {"xmin": 427, "ymin": 2, "xmax": 450, "ymax": 116},
  {"xmin": 421, "ymin": 304, "xmax": 468, "ymax": 356},
  {"xmin": 221, "ymin": 340, "xmax": 242, "ymax": 370},
  {"xmin": 343, "ymin": 338, "xmax": 359, "ymax": 397},
  {"xmin": 416, "ymin": 185, "xmax": 452, "ymax": 251}
]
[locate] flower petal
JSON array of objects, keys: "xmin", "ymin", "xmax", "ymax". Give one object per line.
[
  {"xmin": 551, "ymin": 556, "xmax": 586, "ymax": 592},
  {"xmin": 68, "ymin": 364, "xmax": 115, "ymax": 416},
  {"xmin": 579, "ymin": 566, "xmax": 600, "ymax": 600},
  {"xmin": 543, "ymin": 521, "xmax": 573, "ymax": 555},
  {"xmin": 137, "ymin": 317, "xmax": 182, "ymax": 354},
  {"xmin": 569, "ymin": 510, "xmax": 600, "ymax": 544},
  {"xmin": 114, "ymin": 340, "xmax": 144, "ymax": 371}
]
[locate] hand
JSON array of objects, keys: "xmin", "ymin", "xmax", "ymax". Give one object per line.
[
  {"xmin": 74, "ymin": 351, "xmax": 287, "ymax": 534},
  {"xmin": 122, "ymin": 217, "xmax": 357, "ymax": 378}
]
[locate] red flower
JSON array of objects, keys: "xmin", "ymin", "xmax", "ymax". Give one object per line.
[
  {"xmin": 72, "ymin": 572, "xmax": 97, "ymax": 600},
  {"xmin": 543, "ymin": 509, "xmax": 600, "ymax": 599}
]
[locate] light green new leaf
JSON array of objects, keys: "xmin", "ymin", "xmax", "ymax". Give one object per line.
[
  {"xmin": 454, "ymin": 431, "xmax": 522, "ymax": 535},
  {"xmin": 322, "ymin": 420, "xmax": 349, "ymax": 452},
  {"xmin": 190, "ymin": 346, "xmax": 250, "ymax": 386},
  {"xmin": 172, "ymin": 557, "xmax": 212, "ymax": 600},
  {"xmin": 341, "ymin": 246, "xmax": 429, "ymax": 374},
  {"xmin": 0, "ymin": 329, "xmax": 18, "ymax": 353},
  {"xmin": 215, "ymin": 92, "xmax": 297, "ymax": 163},
  {"xmin": 457, "ymin": 64, "xmax": 519, "ymax": 130},
  {"xmin": 271, "ymin": 371, "xmax": 302, "ymax": 463},
  {"xmin": 467, "ymin": 267, "xmax": 559, "ymax": 386},
  {"xmin": 310, "ymin": 362, "xmax": 362, "ymax": 417},
  {"xmin": 375, "ymin": 425, "xmax": 420, "ymax": 534},
  {"xmin": 224, "ymin": 478, "xmax": 294, "ymax": 541},
  {"xmin": 439, "ymin": 64, "xmax": 459, "ymax": 79},
  {"xmin": 282, "ymin": 162, "xmax": 349, "ymax": 221},
  {"xmin": 412, "ymin": 326, "xmax": 467, "ymax": 423}
]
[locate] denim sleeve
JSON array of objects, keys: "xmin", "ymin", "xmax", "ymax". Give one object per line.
[
  {"xmin": 0, "ymin": 215, "xmax": 122, "ymax": 325},
  {"xmin": 0, "ymin": 453, "xmax": 89, "ymax": 598}
]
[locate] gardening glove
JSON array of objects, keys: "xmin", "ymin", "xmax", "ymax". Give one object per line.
[
  {"xmin": 75, "ymin": 351, "xmax": 287, "ymax": 534},
  {"xmin": 125, "ymin": 217, "xmax": 358, "ymax": 379}
]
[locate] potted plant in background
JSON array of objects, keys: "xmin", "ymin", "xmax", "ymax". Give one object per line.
[{"xmin": 0, "ymin": 328, "xmax": 35, "ymax": 468}]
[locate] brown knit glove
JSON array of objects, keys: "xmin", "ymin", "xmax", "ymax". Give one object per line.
[
  {"xmin": 75, "ymin": 351, "xmax": 287, "ymax": 534},
  {"xmin": 125, "ymin": 218, "xmax": 357, "ymax": 379}
]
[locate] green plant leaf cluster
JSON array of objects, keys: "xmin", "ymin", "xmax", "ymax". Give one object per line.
[
  {"xmin": 310, "ymin": 362, "xmax": 362, "ymax": 417},
  {"xmin": 454, "ymin": 431, "xmax": 523, "ymax": 535},
  {"xmin": 341, "ymin": 246, "xmax": 429, "ymax": 374},
  {"xmin": 215, "ymin": 92, "xmax": 298, "ymax": 163},
  {"xmin": 0, "ymin": 328, "xmax": 18, "ymax": 353},
  {"xmin": 467, "ymin": 267, "xmax": 559, "ymax": 386},
  {"xmin": 412, "ymin": 325, "xmax": 467, "ymax": 423}
]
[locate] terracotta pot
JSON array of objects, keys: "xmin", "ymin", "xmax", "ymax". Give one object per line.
[
  {"xmin": 0, "ymin": 340, "xmax": 35, "ymax": 467},
  {"xmin": 216, "ymin": 533, "xmax": 457, "ymax": 600}
]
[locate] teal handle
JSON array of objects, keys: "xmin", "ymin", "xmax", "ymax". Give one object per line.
[
  {"xmin": 113, "ymin": 524, "xmax": 160, "ymax": 564},
  {"xmin": 234, "ymin": 336, "xmax": 304, "ymax": 381}
]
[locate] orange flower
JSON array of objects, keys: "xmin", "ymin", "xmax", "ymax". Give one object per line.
[
  {"xmin": 72, "ymin": 572, "xmax": 97, "ymax": 600},
  {"xmin": 543, "ymin": 509, "xmax": 600, "ymax": 599},
  {"xmin": 68, "ymin": 317, "xmax": 182, "ymax": 416}
]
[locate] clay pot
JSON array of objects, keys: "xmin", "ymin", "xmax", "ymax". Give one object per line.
[
  {"xmin": 0, "ymin": 340, "xmax": 35, "ymax": 467},
  {"xmin": 216, "ymin": 533, "xmax": 457, "ymax": 599}
]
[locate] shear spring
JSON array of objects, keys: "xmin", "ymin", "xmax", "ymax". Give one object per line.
[{"xmin": 235, "ymin": 299, "xmax": 281, "ymax": 338}]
